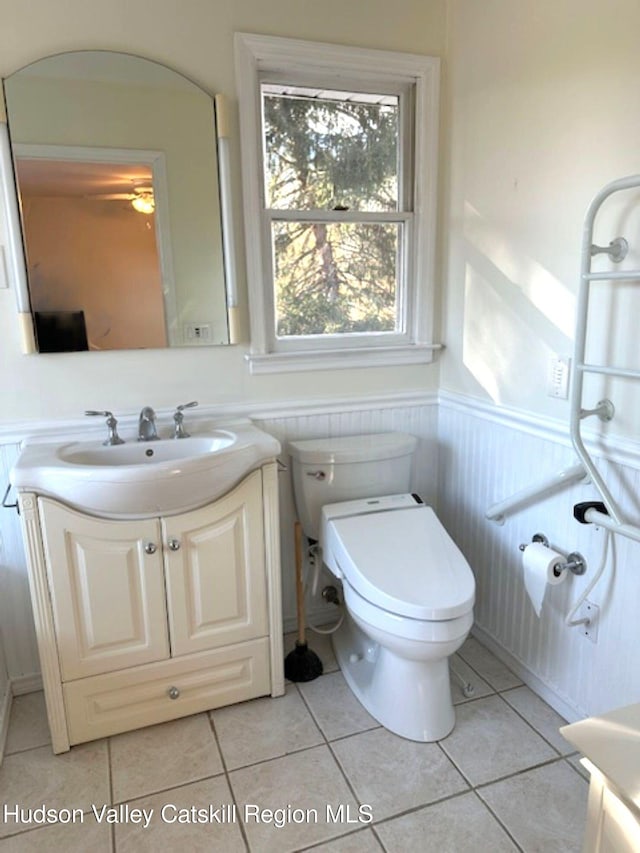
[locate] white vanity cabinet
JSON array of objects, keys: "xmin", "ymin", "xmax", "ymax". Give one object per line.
[
  {"xmin": 561, "ymin": 704, "xmax": 640, "ymax": 853},
  {"xmin": 18, "ymin": 464, "xmax": 284, "ymax": 753}
]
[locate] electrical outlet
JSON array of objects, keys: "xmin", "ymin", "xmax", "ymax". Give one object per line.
[
  {"xmin": 183, "ymin": 322, "xmax": 212, "ymax": 344},
  {"xmin": 547, "ymin": 355, "xmax": 571, "ymax": 399},
  {"xmin": 579, "ymin": 599, "xmax": 599, "ymax": 643}
]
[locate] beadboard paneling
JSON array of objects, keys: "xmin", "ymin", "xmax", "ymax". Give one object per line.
[{"xmin": 438, "ymin": 400, "xmax": 640, "ymax": 719}]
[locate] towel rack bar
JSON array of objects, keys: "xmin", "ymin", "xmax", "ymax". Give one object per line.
[
  {"xmin": 583, "ymin": 270, "xmax": 640, "ymax": 282},
  {"xmin": 577, "ymin": 363, "xmax": 640, "ymax": 380},
  {"xmin": 584, "ymin": 508, "xmax": 640, "ymax": 544}
]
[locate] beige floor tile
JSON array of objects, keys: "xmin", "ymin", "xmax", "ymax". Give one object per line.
[
  {"xmin": 110, "ymin": 714, "xmax": 223, "ymax": 803},
  {"xmin": 450, "ymin": 654, "xmax": 494, "ymax": 705},
  {"xmin": 478, "ymin": 760, "xmax": 588, "ymax": 852},
  {"xmin": 0, "ymin": 818, "xmax": 111, "ymax": 852},
  {"xmin": 305, "ymin": 827, "xmax": 384, "ymax": 852},
  {"xmin": 229, "ymin": 744, "xmax": 360, "ymax": 852},
  {"xmin": 114, "ymin": 776, "xmax": 245, "ymax": 853},
  {"xmin": 298, "ymin": 672, "xmax": 379, "ymax": 740},
  {"xmin": 439, "ymin": 695, "xmax": 557, "ymax": 786},
  {"xmin": 284, "ymin": 629, "xmax": 339, "ymax": 675},
  {"xmin": 331, "ymin": 727, "xmax": 468, "ymax": 821},
  {"xmin": 376, "ymin": 791, "xmax": 518, "ymax": 853},
  {"xmin": 4, "ymin": 692, "xmax": 51, "ymax": 755},
  {"xmin": 0, "ymin": 741, "xmax": 109, "ymax": 838},
  {"xmin": 501, "ymin": 685, "xmax": 572, "ymax": 754},
  {"xmin": 211, "ymin": 686, "xmax": 323, "ymax": 770},
  {"xmin": 457, "ymin": 637, "xmax": 523, "ymax": 691}
]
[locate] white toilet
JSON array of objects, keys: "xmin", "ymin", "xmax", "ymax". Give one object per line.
[{"xmin": 288, "ymin": 432, "xmax": 475, "ymax": 742}]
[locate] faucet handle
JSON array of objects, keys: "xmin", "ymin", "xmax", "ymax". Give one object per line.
[
  {"xmin": 172, "ymin": 401, "xmax": 198, "ymax": 439},
  {"xmin": 85, "ymin": 410, "xmax": 125, "ymax": 446}
]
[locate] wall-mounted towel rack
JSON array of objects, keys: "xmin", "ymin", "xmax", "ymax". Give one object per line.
[
  {"xmin": 487, "ymin": 175, "xmax": 640, "ymax": 541},
  {"xmin": 569, "ymin": 173, "xmax": 640, "ymax": 535}
]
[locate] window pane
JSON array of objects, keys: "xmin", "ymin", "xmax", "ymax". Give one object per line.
[
  {"xmin": 262, "ymin": 86, "xmax": 399, "ymax": 212},
  {"xmin": 272, "ymin": 221, "xmax": 400, "ymax": 337}
]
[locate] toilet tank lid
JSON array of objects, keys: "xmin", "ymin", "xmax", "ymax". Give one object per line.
[{"xmin": 288, "ymin": 432, "xmax": 417, "ymax": 464}]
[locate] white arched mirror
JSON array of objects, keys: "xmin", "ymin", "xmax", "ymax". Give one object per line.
[{"xmin": 1, "ymin": 50, "xmax": 237, "ymax": 353}]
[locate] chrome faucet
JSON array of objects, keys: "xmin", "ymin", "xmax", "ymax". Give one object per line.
[{"xmin": 138, "ymin": 407, "xmax": 159, "ymax": 441}]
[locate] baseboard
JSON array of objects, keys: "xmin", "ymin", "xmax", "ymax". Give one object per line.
[
  {"xmin": 471, "ymin": 624, "xmax": 585, "ymax": 724},
  {"xmin": 0, "ymin": 683, "xmax": 12, "ymax": 766},
  {"xmin": 10, "ymin": 673, "xmax": 43, "ymax": 696}
]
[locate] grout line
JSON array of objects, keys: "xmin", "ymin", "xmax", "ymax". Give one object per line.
[
  {"xmin": 293, "ymin": 679, "xmax": 374, "ymax": 851},
  {"xmin": 470, "ymin": 789, "xmax": 525, "ymax": 853},
  {"xmin": 206, "ymin": 711, "xmax": 250, "ymax": 852},
  {"xmin": 106, "ymin": 737, "xmax": 116, "ymax": 853},
  {"xmin": 473, "ymin": 754, "xmax": 581, "ymax": 792},
  {"xmin": 3, "ymin": 739, "xmax": 52, "ymax": 757},
  {"xmin": 495, "ymin": 690, "xmax": 565, "ymax": 757}
]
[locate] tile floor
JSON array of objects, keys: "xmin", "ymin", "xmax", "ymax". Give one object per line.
[{"xmin": 0, "ymin": 634, "xmax": 589, "ymax": 852}]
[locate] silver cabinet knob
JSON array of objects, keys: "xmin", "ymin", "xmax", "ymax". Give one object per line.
[
  {"xmin": 167, "ymin": 538, "xmax": 181, "ymax": 551},
  {"xmin": 167, "ymin": 686, "xmax": 180, "ymax": 700},
  {"xmin": 144, "ymin": 542, "xmax": 158, "ymax": 555}
]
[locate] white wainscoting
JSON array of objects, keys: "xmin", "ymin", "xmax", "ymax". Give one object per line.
[
  {"xmin": 2, "ymin": 391, "xmax": 639, "ymax": 722},
  {"xmin": 438, "ymin": 393, "xmax": 640, "ymax": 721}
]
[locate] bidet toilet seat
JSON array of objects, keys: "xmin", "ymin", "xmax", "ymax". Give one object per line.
[
  {"xmin": 323, "ymin": 501, "xmax": 475, "ymax": 621},
  {"xmin": 342, "ymin": 580, "xmax": 474, "ymax": 645}
]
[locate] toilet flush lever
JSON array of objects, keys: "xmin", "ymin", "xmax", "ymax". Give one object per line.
[{"xmin": 306, "ymin": 470, "xmax": 326, "ymax": 481}]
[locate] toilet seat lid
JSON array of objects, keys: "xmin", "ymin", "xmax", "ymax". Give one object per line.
[{"xmin": 326, "ymin": 506, "xmax": 475, "ymax": 620}]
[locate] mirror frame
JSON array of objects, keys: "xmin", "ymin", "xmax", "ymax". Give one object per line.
[{"xmin": 0, "ymin": 53, "xmax": 238, "ymax": 353}]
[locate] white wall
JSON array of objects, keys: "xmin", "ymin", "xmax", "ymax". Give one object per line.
[
  {"xmin": 444, "ymin": 0, "xmax": 640, "ymax": 438},
  {"xmin": 0, "ymin": 0, "xmax": 445, "ymax": 423}
]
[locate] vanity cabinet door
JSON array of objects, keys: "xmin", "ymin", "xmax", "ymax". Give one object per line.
[
  {"xmin": 38, "ymin": 499, "xmax": 170, "ymax": 680},
  {"xmin": 163, "ymin": 469, "xmax": 269, "ymax": 656}
]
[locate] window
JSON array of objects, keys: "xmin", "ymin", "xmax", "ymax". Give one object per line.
[{"xmin": 235, "ymin": 34, "xmax": 440, "ymax": 373}]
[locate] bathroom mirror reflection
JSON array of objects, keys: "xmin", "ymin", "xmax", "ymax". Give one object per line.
[{"xmin": 3, "ymin": 50, "xmax": 230, "ymax": 351}]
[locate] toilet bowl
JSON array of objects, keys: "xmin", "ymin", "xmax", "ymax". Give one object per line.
[
  {"xmin": 287, "ymin": 433, "xmax": 476, "ymax": 742},
  {"xmin": 320, "ymin": 494, "xmax": 475, "ymax": 741}
]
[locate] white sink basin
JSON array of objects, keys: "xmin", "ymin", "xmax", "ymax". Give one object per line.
[
  {"xmin": 11, "ymin": 422, "xmax": 280, "ymax": 518},
  {"xmin": 58, "ymin": 433, "xmax": 236, "ymax": 467}
]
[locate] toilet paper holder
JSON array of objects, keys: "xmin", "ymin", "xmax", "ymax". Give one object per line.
[{"xmin": 519, "ymin": 533, "xmax": 587, "ymax": 577}]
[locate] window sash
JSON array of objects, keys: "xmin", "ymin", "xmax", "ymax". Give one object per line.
[
  {"xmin": 259, "ymin": 78, "xmax": 414, "ymax": 350},
  {"xmin": 263, "ymin": 210, "xmax": 413, "ymax": 352}
]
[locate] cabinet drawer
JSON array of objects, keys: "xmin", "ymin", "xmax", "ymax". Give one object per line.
[{"xmin": 63, "ymin": 637, "xmax": 271, "ymax": 745}]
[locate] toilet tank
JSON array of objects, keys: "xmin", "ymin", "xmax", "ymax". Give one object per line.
[{"xmin": 288, "ymin": 432, "xmax": 418, "ymax": 540}]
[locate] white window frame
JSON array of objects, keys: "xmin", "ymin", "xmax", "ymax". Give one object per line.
[{"xmin": 234, "ymin": 33, "xmax": 440, "ymax": 374}]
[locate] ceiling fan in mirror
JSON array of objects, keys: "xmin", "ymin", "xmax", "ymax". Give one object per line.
[{"xmin": 87, "ymin": 183, "xmax": 155, "ymax": 214}]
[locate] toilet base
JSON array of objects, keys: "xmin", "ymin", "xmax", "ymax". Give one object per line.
[{"xmin": 332, "ymin": 613, "xmax": 456, "ymax": 742}]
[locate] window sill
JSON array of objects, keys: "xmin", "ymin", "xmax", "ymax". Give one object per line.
[{"xmin": 245, "ymin": 344, "xmax": 443, "ymax": 374}]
